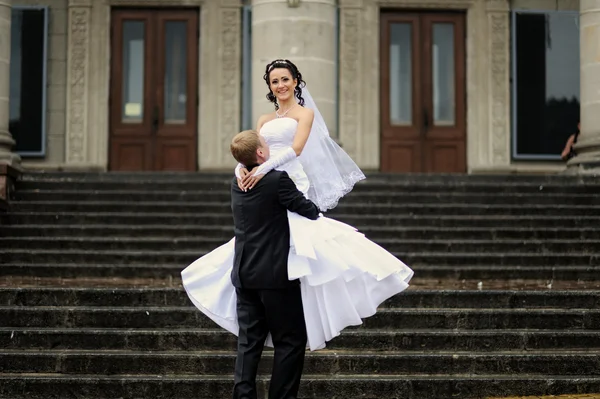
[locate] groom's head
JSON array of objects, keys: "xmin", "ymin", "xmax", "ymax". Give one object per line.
[{"xmin": 230, "ymin": 130, "xmax": 270, "ymax": 167}]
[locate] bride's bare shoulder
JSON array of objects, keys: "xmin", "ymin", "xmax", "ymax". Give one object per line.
[{"xmin": 298, "ymin": 106, "xmax": 314, "ymax": 120}]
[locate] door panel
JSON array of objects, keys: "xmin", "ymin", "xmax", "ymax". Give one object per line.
[
  {"xmin": 385, "ymin": 142, "xmax": 421, "ymax": 173},
  {"xmin": 110, "ymin": 12, "xmax": 154, "ymax": 171},
  {"xmin": 381, "ymin": 14, "xmax": 422, "ymax": 174},
  {"xmin": 111, "ymin": 141, "xmax": 153, "ymax": 171},
  {"xmin": 110, "ymin": 8, "xmax": 198, "ymax": 171},
  {"xmin": 154, "ymin": 11, "xmax": 198, "ymax": 171},
  {"xmin": 381, "ymin": 11, "xmax": 466, "ymax": 173}
]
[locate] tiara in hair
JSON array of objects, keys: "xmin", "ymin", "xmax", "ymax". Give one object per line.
[{"xmin": 268, "ymin": 60, "xmax": 289, "ymax": 71}]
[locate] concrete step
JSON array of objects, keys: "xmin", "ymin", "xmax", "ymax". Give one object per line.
[
  {"xmin": 1, "ymin": 263, "xmax": 598, "ymax": 281},
  {"xmin": 13, "ymin": 189, "xmax": 600, "ymax": 205},
  {"xmin": 0, "ymin": 249, "xmax": 595, "ymax": 266},
  {"xmin": 4, "ymin": 288, "xmax": 600, "ymax": 308},
  {"xmin": 10, "ymin": 201, "xmax": 598, "ymax": 216},
  {"xmin": 15, "ymin": 177, "xmax": 600, "ymax": 194},
  {"xmin": 0, "ymin": 349, "xmax": 598, "ymax": 376},
  {"xmin": 1, "ymin": 373, "xmax": 599, "ymax": 399},
  {"xmin": 2, "ymin": 237, "xmax": 599, "ymax": 253},
  {"xmin": 5, "ymin": 212, "xmax": 600, "ymax": 228},
  {"xmin": 3, "ymin": 327, "xmax": 600, "ymax": 352},
  {"xmin": 2, "ymin": 306, "xmax": 599, "ymax": 330},
  {"xmin": 18, "ymin": 171, "xmax": 597, "ymax": 182},
  {"xmin": 3, "ymin": 225, "xmax": 600, "ymax": 241}
]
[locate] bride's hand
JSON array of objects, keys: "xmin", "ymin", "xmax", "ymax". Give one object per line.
[{"xmin": 241, "ymin": 167, "xmax": 263, "ymax": 191}]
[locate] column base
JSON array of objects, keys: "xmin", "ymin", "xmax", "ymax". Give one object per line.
[
  {"xmin": 0, "ymin": 164, "xmax": 21, "ymax": 211},
  {"xmin": 565, "ymin": 162, "xmax": 600, "ymax": 175},
  {"xmin": 565, "ymin": 136, "xmax": 600, "ymax": 175},
  {"xmin": 0, "ymin": 131, "xmax": 23, "ymax": 171},
  {"xmin": 0, "ymin": 153, "xmax": 23, "ymax": 170}
]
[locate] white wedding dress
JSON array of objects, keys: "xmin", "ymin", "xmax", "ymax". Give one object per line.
[{"xmin": 181, "ymin": 117, "xmax": 414, "ymax": 351}]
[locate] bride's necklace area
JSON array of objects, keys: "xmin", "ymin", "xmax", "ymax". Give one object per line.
[{"xmin": 276, "ymin": 103, "xmax": 296, "ymax": 118}]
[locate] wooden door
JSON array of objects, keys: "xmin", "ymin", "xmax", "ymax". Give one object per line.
[
  {"xmin": 380, "ymin": 12, "xmax": 466, "ymax": 173},
  {"xmin": 110, "ymin": 9, "xmax": 198, "ymax": 171}
]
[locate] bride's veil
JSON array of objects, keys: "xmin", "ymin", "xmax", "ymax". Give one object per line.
[{"xmin": 297, "ymin": 87, "xmax": 366, "ymax": 211}]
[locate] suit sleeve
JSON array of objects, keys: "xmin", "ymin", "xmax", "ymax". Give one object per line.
[{"xmin": 277, "ymin": 172, "xmax": 320, "ymax": 220}]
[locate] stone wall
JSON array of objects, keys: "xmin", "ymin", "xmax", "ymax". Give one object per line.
[
  {"xmin": 59, "ymin": 0, "xmax": 242, "ymax": 171},
  {"xmin": 337, "ymin": 0, "xmax": 513, "ymax": 172},
  {"xmin": 9, "ymin": 0, "xmax": 582, "ymax": 172},
  {"xmin": 512, "ymin": 0, "xmax": 578, "ymax": 10}
]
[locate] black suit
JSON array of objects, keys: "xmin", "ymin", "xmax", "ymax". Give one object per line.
[{"xmin": 230, "ymin": 169, "xmax": 320, "ymax": 399}]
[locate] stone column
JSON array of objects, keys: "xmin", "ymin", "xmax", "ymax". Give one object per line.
[
  {"xmin": 251, "ymin": 0, "xmax": 338, "ymax": 136},
  {"xmin": 569, "ymin": 0, "xmax": 600, "ymax": 173},
  {"xmin": 0, "ymin": 0, "xmax": 21, "ymax": 168}
]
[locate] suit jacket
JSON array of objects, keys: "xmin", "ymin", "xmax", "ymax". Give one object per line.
[{"xmin": 230, "ymin": 170, "xmax": 320, "ymax": 289}]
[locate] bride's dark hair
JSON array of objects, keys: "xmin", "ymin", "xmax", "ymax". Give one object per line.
[{"xmin": 264, "ymin": 59, "xmax": 306, "ymax": 110}]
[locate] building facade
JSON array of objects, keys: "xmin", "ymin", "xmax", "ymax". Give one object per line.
[{"xmin": 0, "ymin": 0, "xmax": 592, "ymax": 173}]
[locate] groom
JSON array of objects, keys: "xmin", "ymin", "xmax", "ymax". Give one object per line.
[{"xmin": 229, "ymin": 130, "xmax": 320, "ymax": 399}]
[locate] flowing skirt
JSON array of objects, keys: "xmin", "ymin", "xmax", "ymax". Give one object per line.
[{"xmin": 181, "ymin": 211, "xmax": 414, "ymax": 351}]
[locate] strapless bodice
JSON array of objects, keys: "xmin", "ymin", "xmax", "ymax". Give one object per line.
[
  {"xmin": 259, "ymin": 117, "xmax": 309, "ymax": 195},
  {"xmin": 260, "ymin": 117, "xmax": 298, "ymax": 153}
]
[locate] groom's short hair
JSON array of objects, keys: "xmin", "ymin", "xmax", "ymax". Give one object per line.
[{"xmin": 231, "ymin": 130, "xmax": 261, "ymax": 166}]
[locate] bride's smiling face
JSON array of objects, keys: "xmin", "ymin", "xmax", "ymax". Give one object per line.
[{"xmin": 269, "ymin": 68, "xmax": 297, "ymax": 103}]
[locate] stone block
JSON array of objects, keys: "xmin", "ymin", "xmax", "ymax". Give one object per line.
[
  {"xmin": 47, "ymin": 60, "xmax": 66, "ymax": 86},
  {"xmin": 46, "ymin": 111, "xmax": 65, "ymax": 135},
  {"xmin": 47, "ymin": 86, "xmax": 66, "ymax": 112},
  {"xmin": 512, "ymin": 0, "xmax": 578, "ymax": 10},
  {"xmin": 50, "ymin": 8, "xmax": 68, "ymax": 35},
  {"xmin": 48, "ymin": 33, "xmax": 67, "ymax": 61}
]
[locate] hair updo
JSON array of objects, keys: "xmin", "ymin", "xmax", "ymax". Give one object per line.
[{"xmin": 263, "ymin": 59, "xmax": 306, "ymax": 110}]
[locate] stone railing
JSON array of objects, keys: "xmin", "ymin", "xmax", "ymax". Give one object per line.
[{"xmin": 0, "ymin": 165, "xmax": 20, "ymax": 212}]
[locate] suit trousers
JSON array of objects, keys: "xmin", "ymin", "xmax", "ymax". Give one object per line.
[{"xmin": 232, "ymin": 285, "xmax": 307, "ymax": 399}]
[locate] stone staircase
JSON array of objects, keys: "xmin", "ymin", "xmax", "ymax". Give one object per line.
[{"xmin": 0, "ymin": 172, "xmax": 599, "ymax": 398}]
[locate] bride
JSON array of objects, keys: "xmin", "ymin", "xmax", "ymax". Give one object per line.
[{"xmin": 181, "ymin": 59, "xmax": 414, "ymax": 351}]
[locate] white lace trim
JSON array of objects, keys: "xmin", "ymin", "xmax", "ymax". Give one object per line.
[{"xmin": 307, "ymin": 171, "xmax": 366, "ymax": 212}]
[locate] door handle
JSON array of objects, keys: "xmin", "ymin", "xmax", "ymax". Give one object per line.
[
  {"xmin": 152, "ymin": 106, "xmax": 159, "ymax": 133},
  {"xmin": 423, "ymin": 109, "xmax": 429, "ymax": 132}
]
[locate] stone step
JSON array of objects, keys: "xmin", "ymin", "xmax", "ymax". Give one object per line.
[
  {"xmin": 5, "ymin": 212, "xmax": 600, "ymax": 228},
  {"xmin": 10, "ymin": 201, "xmax": 597, "ymax": 216},
  {"xmin": 0, "ymin": 263, "xmax": 597, "ymax": 281},
  {"xmin": 3, "ymin": 327, "xmax": 600, "ymax": 352},
  {"xmin": 4, "ymin": 288, "xmax": 600, "ymax": 308},
  {"xmin": 2, "ymin": 236, "xmax": 598, "ymax": 253},
  {"xmin": 0, "ymin": 349, "xmax": 597, "ymax": 376},
  {"xmin": 2, "ymin": 306, "xmax": 599, "ymax": 329},
  {"xmin": 3, "ymin": 225, "xmax": 600, "ymax": 241},
  {"xmin": 0, "ymin": 249, "xmax": 594, "ymax": 266},
  {"xmin": 411, "ymin": 265, "xmax": 600, "ymax": 281},
  {"xmin": 14, "ymin": 178, "xmax": 600, "ymax": 194},
  {"xmin": 18, "ymin": 171, "xmax": 596, "ymax": 182},
  {"xmin": 1, "ymin": 373, "xmax": 599, "ymax": 399},
  {"xmin": 13, "ymin": 189, "xmax": 600, "ymax": 205},
  {"xmin": 19, "ymin": 172, "xmax": 234, "ymax": 181}
]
